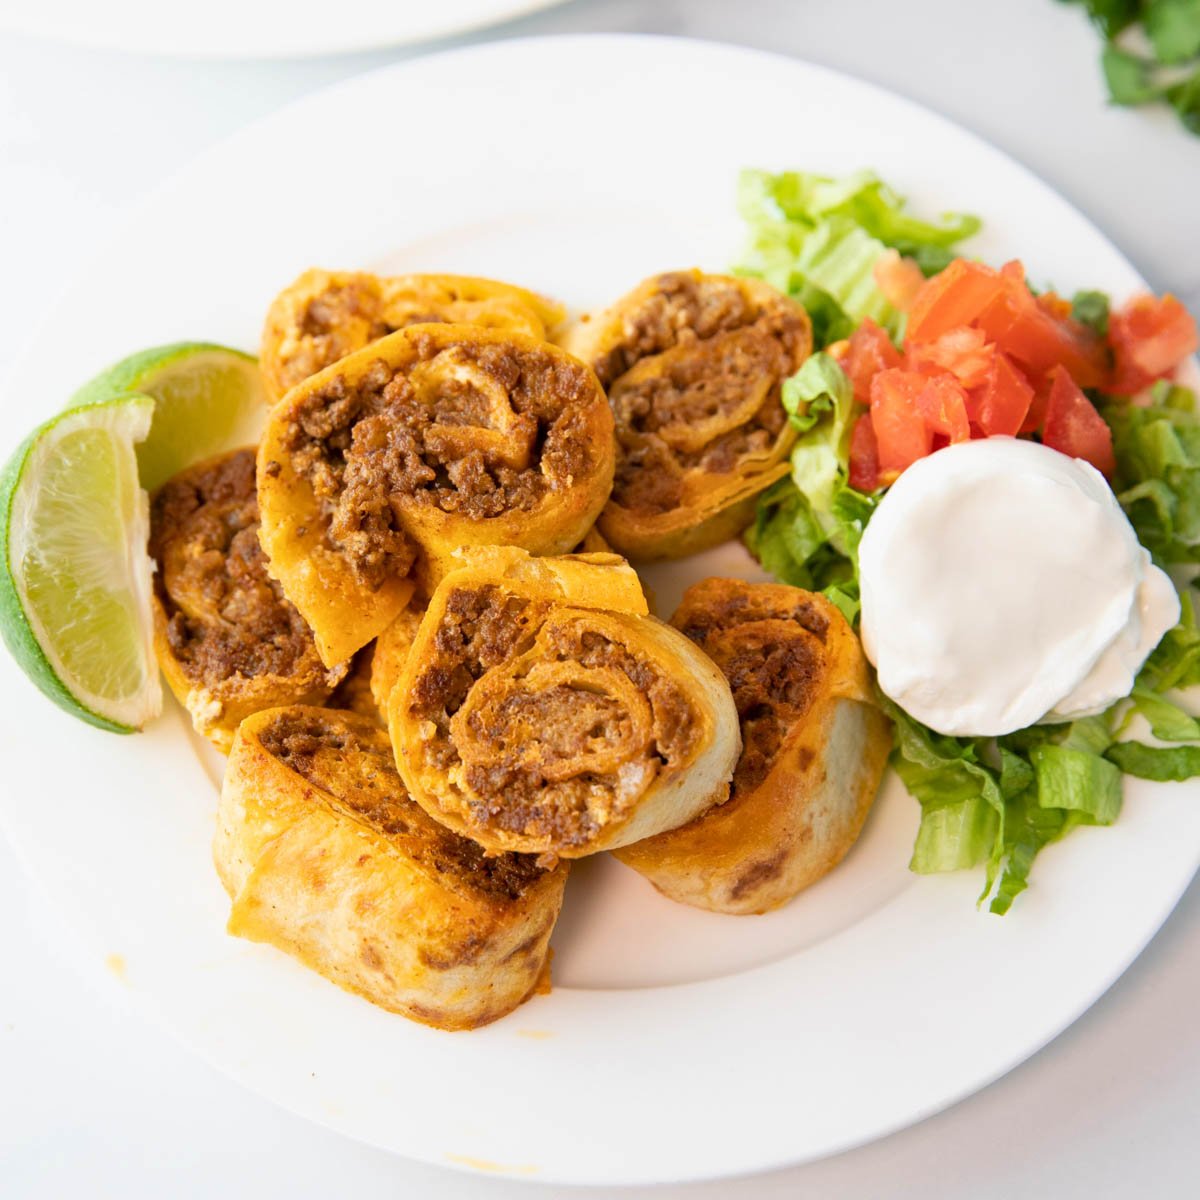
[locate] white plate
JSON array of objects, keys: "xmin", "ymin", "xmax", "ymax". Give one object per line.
[
  {"xmin": 1, "ymin": 34, "xmax": 1198, "ymax": 1187},
  {"xmin": 0, "ymin": 0, "xmax": 566, "ymax": 58}
]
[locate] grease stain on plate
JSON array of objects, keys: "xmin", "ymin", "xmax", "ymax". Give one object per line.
[{"xmin": 445, "ymin": 1153, "xmax": 540, "ymax": 1175}]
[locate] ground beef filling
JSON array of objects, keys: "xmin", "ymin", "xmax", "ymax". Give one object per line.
[
  {"xmin": 278, "ymin": 277, "xmax": 392, "ymax": 392},
  {"xmin": 257, "ymin": 709, "xmax": 548, "ymax": 900},
  {"xmin": 677, "ymin": 586, "xmax": 830, "ymax": 647},
  {"xmin": 151, "ymin": 449, "xmax": 325, "ymax": 684},
  {"xmin": 284, "ymin": 334, "xmax": 599, "ymax": 587},
  {"xmin": 602, "ymin": 277, "xmax": 804, "ymax": 514},
  {"xmin": 408, "ymin": 591, "xmax": 698, "ymax": 846},
  {"xmin": 592, "ymin": 271, "xmax": 763, "ymax": 388},
  {"xmin": 407, "ymin": 587, "xmax": 548, "ymax": 753},
  {"xmin": 679, "ymin": 599, "xmax": 827, "ymax": 793}
]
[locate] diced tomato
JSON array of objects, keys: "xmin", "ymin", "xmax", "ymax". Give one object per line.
[
  {"xmin": 906, "ymin": 326, "xmax": 995, "ymax": 389},
  {"xmin": 873, "ymin": 249, "xmax": 926, "ymax": 311},
  {"xmin": 966, "ymin": 352, "xmax": 1034, "ymax": 437},
  {"xmin": 974, "ymin": 261, "xmax": 1108, "ymax": 389},
  {"xmin": 1019, "ymin": 376, "xmax": 1051, "ymax": 435},
  {"xmin": 848, "ymin": 413, "xmax": 881, "ymax": 491},
  {"xmin": 1036, "ymin": 291, "xmax": 1073, "ymax": 322},
  {"xmin": 906, "ymin": 259, "xmax": 1005, "ymax": 343},
  {"xmin": 839, "ymin": 255, "xmax": 1192, "ymax": 484},
  {"xmin": 1107, "ymin": 294, "xmax": 1200, "ymax": 396},
  {"xmin": 870, "ymin": 369, "xmax": 934, "ymax": 474},
  {"xmin": 998, "ymin": 260, "xmax": 1025, "ymax": 285},
  {"xmin": 1041, "ymin": 366, "xmax": 1115, "ymax": 477},
  {"xmin": 840, "ymin": 318, "xmax": 901, "ymax": 403},
  {"xmin": 914, "ymin": 373, "xmax": 971, "ymax": 443}
]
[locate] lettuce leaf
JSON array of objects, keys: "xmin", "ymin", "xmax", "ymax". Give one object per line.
[
  {"xmin": 1071, "ymin": 288, "xmax": 1111, "ymax": 335},
  {"xmin": 888, "ymin": 700, "xmax": 1005, "ymax": 882},
  {"xmin": 781, "ymin": 353, "xmax": 857, "ymax": 520},
  {"xmin": 1129, "ymin": 684, "xmax": 1200, "ymax": 740},
  {"xmin": 1030, "ymin": 744, "xmax": 1123, "ymax": 821},
  {"xmin": 891, "ymin": 699, "xmax": 1131, "ymax": 913},
  {"xmin": 1106, "ymin": 740, "xmax": 1200, "ymax": 779},
  {"xmin": 745, "ymin": 480, "xmax": 827, "ymax": 589},
  {"xmin": 736, "ymin": 168, "xmax": 979, "ymax": 345},
  {"xmin": 745, "ymin": 354, "xmax": 879, "ymax": 622},
  {"xmin": 739, "ymin": 169, "xmax": 980, "ymax": 258},
  {"xmin": 1138, "ymin": 591, "xmax": 1200, "ymax": 692},
  {"xmin": 1104, "ymin": 383, "xmax": 1200, "ymax": 563},
  {"xmin": 745, "ymin": 479, "xmax": 875, "ymax": 623},
  {"xmin": 787, "ymin": 281, "xmax": 857, "ymax": 348}
]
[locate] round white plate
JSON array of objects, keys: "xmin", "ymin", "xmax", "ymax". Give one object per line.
[
  {"xmin": 0, "ymin": 0, "xmax": 566, "ymax": 58},
  {"xmin": 1, "ymin": 34, "xmax": 1197, "ymax": 1187}
]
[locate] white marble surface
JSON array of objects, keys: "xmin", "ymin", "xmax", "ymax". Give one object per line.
[{"xmin": 1, "ymin": 0, "xmax": 1198, "ymax": 1195}]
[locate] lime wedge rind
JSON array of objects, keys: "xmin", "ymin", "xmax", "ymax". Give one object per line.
[
  {"xmin": 0, "ymin": 394, "xmax": 162, "ymax": 733},
  {"xmin": 68, "ymin": 341, "xmax": 257, "ymax": 407}
]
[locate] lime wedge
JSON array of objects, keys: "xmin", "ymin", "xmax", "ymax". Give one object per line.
[
  {"xmin": 71, "ymin": 342, "xmax": 266, "ymax": 493},
  {"xmin": 0, "ymin": 395, "xmax": 162, "ymax": 732}
]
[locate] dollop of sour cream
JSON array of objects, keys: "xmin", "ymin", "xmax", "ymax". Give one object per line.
[{"xmin": 859, "ymin": 437, "xmax": 1179, "ymax": 737}]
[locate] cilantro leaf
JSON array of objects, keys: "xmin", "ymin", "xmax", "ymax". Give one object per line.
[{"xmin": 1145, "ymin": 0, "xmax": 1200, "ymax": 64}]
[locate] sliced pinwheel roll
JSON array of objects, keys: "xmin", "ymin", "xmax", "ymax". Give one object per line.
[
  {"xmin": 261, "ymin": 269, "xmax": 565, "ymax": 400},
  {"xmin": 388, "ymin": 547, "xmax": 740, "ymax": 858},
  {"xmin": 149, "ymin": 448, "xmax": 344, "ymax": 751},
  {"xmin": 215, "ymin": 706, "xmax": 567, "ymax": 1030},
  {"xmin": 561, "ymin": 270, "xmax": 811, "ymax": 559},
  {"xmin": 615, "ymin": 579, "xmax": 892, "ymax": 914},
  {"xmin": 257, "ymin": 323, "xmax": 615, "ymax": 666}
]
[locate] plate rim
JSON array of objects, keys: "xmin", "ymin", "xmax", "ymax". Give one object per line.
[{"xmin": 0, "ymin": 0, "xmax": 569, "ymax": 59}]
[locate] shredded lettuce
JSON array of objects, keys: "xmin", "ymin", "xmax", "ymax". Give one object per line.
[
  {"xmin": 1104, "ymin": 381, "xmax": 1200, "ymax": 563},
  {"xmin": 1129, "ymin": 682, "xmax": 1200, "ymax": 739},
  {"xmin": 745, "ymin": 479, "xmax": 875, "ymax": 624},
  {"xmin": 735, "ymin": 168, "xmax": 980, "ymax": 346},
  {"xmin": 1106, "ymin": 740, "xmax": 1200, "ymax": 779},
  {"xmin": 1071, "ymin": 289, "xmax": 1111, "ymax": 335},
  {"xmin": 889, "ymin": 700, "xmax": 1128, "ymax": 913},
  {"xmin": 1139, "ymin": 590, "xmax": 1200, "ymax": 692},
  {"xmin": 746, "ymin": 353, "xmax": 877, "ymax": 622},
  {"xmin": 781, "ymin": 353, "xmax": 857, "ymax": 518}
]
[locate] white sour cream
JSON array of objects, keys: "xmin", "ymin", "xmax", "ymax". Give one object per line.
[{"xmin": 858, "ymin": 437, "xmax": 1179, "ymax": 737}]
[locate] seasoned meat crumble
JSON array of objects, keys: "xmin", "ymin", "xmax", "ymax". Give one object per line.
[
  {"xmin": 151, "ymin": 449, "xmax": 329, "ymax": 685},
  {"xmin": 406, "ymin": 586, "xmax": 698, "ymax": 847},
  {"xmin": 284, "ymin": 333, "xmax": 601, "ymax": 586},
  {"xmin": 595, "ymin": 273, "xmax": 806, "ymax": 515},
  {"xmin": 674, "ymin": 583, "xmax": 831, "ymax": 794}
]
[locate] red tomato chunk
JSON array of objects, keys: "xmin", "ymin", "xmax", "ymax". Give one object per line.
[
  {"xmin": 1108, "ymin": 294, "xmax": 1199, "ymax": 397},
  {"xmin": 1041, "ymin": 366, "xmax": 1115, "ymax": 477},
  {"xmin": 842, "ymin": 256, "xmax": 1195, "ymax": 490}
]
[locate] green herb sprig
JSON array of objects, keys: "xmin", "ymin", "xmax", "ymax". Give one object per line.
[{"xmin": 1060, "ymin": 0, "xmax": 1200, "ymax": 134}]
